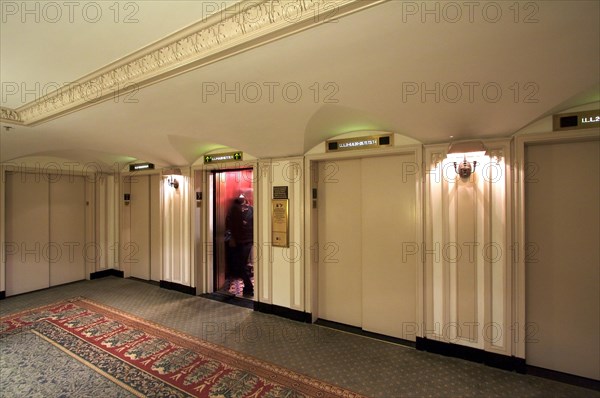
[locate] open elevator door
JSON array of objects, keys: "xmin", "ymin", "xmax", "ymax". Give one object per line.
[{"xmin": 212, "ymin": 168, "xmax": 255, "ymax": 298}]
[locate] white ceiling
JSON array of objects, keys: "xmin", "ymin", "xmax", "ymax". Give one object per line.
[{"xmin": 1, "ymin": 0, "xmax": 599, "ymax": 168}]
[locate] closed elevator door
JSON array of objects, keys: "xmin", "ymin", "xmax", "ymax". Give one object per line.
[
  {"xmin": 6, "ymin": 172, "xmax": 86, "ymax": 296},
  {"xmin": 525, "ymin": 139, "xmax": 600, "ymax": 380},
  {"xmin": 317, "ymin": 154, "xmax": 418, "ymax": 340},
  {"xmin": 128, "ymin": 174, "xmax": 161, "ymax": 281}
]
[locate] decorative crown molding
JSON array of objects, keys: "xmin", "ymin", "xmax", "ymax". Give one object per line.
[
  {"xmin": 0, "ymin": 0, "xmax": 387, "ymax": 127},
  {"xmin": 0, "ymin": 107, "xmax": 22, "ymax": 124}
]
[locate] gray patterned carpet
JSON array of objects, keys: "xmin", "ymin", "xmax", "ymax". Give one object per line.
[
  {"xmin": 0, "ymin": 277, "xmax": 598, "ymax": 398},
  {"xmin": 1, "ymin": 329, "xmax": 136, "ymax": 397}
]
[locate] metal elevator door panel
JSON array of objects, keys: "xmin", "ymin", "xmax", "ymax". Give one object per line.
[
  {"xmin": 317, "ymin": 159, "xmax": 363, "ymax": 327},
  {"xmin": 317, "ymin": 154, "xmax": 418, "ymax": 340},
  {"xmin": 525, "ymin": 139, "xmax": 600, "ymax": 380},
  {"xmin": 5, "ymin": 172, "xmax": 50, "ymax": 296},
  {"xmin": 49, "ymin": 175, "xmax": 86, "ymax": 286},
  {"xmin": 361, "ymin": 154, "xmax": 417, "ymax": 340}
]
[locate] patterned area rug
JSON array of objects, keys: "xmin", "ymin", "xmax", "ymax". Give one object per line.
[{"xmin": 0, "ymin": 298, "xmax": 366, "ymax": 398}]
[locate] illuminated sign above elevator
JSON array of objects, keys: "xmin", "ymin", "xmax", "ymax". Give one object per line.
[
  {"xmin": 204, "ymin": 151, "xmax": 243, "ymax": 164},
  {"xmin": 553, "ymin": 109, "xmax": 600, "ymax": 131},
  {"xmin": 129, "ymin": 163, "xmax": 155, "ymax": 171},
  {"xmin": 326, "ymin": 134, "xmax": 393, "ymax": 152}
]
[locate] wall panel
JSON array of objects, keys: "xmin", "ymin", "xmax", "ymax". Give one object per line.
[
  {"xmin": 270, "ymin": 158, "xmax": 304, "ymax": 310},
  {"xmin": 455, "ymin": 180, "xmax": 477, "ymax": 341},
  {"xmin": 163, "ymin": 171, "xmax": 191, "ymax": 286},
  {"xmin": 150, "ymin": 174, "xmax": 162, "ymax": 281},
  {"xmin": 130, "ymin": 175, "xmax": 150, "ymax": 280},
  {"xmin": 424, "ymin": 140, "xmax": 511, "ymax": 353}
]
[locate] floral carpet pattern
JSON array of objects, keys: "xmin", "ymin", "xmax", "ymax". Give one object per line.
[{"xmin": 0, "ymin": 298, "xmax": 366, "ymax": 398}]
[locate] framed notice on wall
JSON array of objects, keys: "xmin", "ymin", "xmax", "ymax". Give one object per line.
[{"xmin": 272, "ymin": 199, "xmax": 289, "ymax": 247}]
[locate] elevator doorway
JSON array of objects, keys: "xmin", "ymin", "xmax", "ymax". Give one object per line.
[
  {"xmin": 5, "ymin": 172, "xmax": 86, "ymax": 296},
  {"xmin": 315, "ymin": 154, "xmax": 418, "ymax": 341},
  {"xmin": 212, "ymin": 169, "xmax": 255, "ymax": 298},
  {"xmin": 525, "ymin": 139, "xmax": 600, "ymax": 380}
]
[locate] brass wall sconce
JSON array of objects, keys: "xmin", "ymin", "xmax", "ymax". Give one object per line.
[
  {"xmin": 446, "ymin": 141, "xmax": 487, "ymax": 179},
  {"xmin": 163, "ymin": 168, "xmax": 182, "ymax": 189}
]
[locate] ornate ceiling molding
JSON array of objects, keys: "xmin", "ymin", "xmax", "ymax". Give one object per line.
[
  {"xmin": 0, "ymin": 107, "xmax": 22, "ymax": 125},
  {"xmin": 0, "ymin": 0, "xmax": 387, "ymax": 127}
]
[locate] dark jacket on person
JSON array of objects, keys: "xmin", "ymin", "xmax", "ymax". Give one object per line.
[{"xmin": 226, "ymin": 198, "xmax": 253, "ymax": 244}]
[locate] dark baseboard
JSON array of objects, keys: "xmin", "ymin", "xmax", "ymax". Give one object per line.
[
  {"xmin": 128, "ymin": 277, "xmax": 160, "ymax": 286},
  {"xmin": 254, "ymin": 302, "xmax": 311, "ymax": 323},
  {"xmin": 0, "ymin": 291, "xmax": 5, "ymax": 300},
  {"xmin": 416, "ymin": 337, "xmax": 599, "ymax": 391},
  {"xmin": 90, "ymin": 269, "xmax": 124, "ymax": 280},
  {"xmin": 200, "ymin": 292, "xmax": 254, "ymax": 309},
  {"xmin": 416, "ymin": 337, "xmax": 526, "ymax": 372},
  {"xmin": 159, "ymin": 280, "xmax": 196, "ymax": 296},
  {"xmin": 527, "ymin": 365, "xmax": 600, "ymax": 392},
  {"xmin": 315, "ymin": 319, "xmax": 416, "ymax": 348}
]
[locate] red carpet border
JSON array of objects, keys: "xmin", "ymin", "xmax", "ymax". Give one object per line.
[{"xmin": 0, "ymin": 298, "xmax": 367, "ymax": 398}]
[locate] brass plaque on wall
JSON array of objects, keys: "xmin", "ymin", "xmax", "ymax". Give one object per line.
[{"xmin": 272, "ymin": 199, "xmax": 289, "ymax": 247}]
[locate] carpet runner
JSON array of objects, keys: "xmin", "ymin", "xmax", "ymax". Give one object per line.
[{"xmin": 0, "ymin": 298, "xmax": 366, "ymax": 398}]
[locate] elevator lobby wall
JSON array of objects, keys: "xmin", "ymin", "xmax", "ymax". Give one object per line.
[
  {"xmin": 422, "ymin": 139, "xmax": 513, "ymax": 358},
  {"xmin": 120, "ymin": 167, "xmax": 193, "ymax": 292},
  {"xmin": 256, "ymin": 157, "xmax": 305, "ymax": 312},
  {"xmin": 1, "ymin": 122, "xmax": 598, "ymax": 382}
]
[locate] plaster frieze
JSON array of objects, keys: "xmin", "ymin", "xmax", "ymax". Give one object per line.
[{"xmin": 1, "ymin": 0, "xmax": 386, "ymax": 126}]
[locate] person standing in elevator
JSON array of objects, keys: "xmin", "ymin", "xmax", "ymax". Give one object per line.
[{"xmin": 225, "ymin": 193, "xmax": 254, "ymax": 296}]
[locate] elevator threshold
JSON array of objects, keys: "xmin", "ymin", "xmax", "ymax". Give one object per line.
[
  {"xmin": 315, "ymin": 318, "xmax": 415, "ymax": 348},
  {"xmin": 200, "ymin": 292, "xmax": 254, "ymax": 309}
]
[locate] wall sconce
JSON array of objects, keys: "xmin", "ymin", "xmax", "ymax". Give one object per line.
[
  {"xmin": 163, "ymin": 168, "xmax": 182, "ymax": 189},
  {"xmin": 446, "ymin": 140, "xmax": 487, "ymax": 179}
]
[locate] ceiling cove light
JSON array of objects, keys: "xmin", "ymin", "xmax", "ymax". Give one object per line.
[
  {"xmin": 446, "ymin": 140, "xmax": 487, "ymax": 179},
  {"xmin": 163, "ymin": 168, "xmax": 182, "ymax": 189}
]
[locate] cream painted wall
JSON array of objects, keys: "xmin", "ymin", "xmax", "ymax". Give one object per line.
[
  {"xmin": 162, "ymin": 169, "xmax": 191, "ymax": 287},
  {"xmin": 95, "ymin": 174, "xmax": 119, "ymax": 271},
  {"xmin": 130, "ymin": 175, "xmax": 152, "ymax": 280},
  {"xmin": 255, "ymin": 158, "xmax": 305, "ymax": 310}
]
